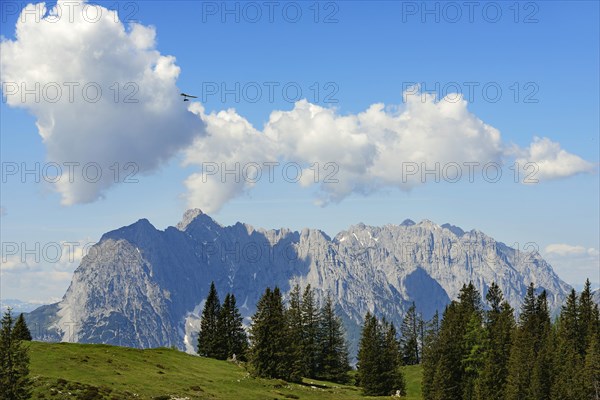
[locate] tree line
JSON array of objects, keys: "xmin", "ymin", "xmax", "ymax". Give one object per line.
[
  {"xmin": 420, "ymin": 279, "xmax": 600, "ymax": 400},
  {"xmin": 197, "ymin": 282, "xmax": 351, "ymax": 384}
]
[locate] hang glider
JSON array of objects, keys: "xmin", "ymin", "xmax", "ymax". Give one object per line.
[{"xmin": 180, "ymin": 93, "xmax": 198, "ymax": 102}]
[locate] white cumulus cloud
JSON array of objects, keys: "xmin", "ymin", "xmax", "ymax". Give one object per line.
[
  {"xmin": 0, "ymin": 0, "xmax": 205, "ymax": 204},
  {"xmin": 543, "ymin": 243, "xmax": 600, "ymax": 286},
  {"xmin": 183, "ymin": 92, "xmax": 592, "ymax": 212},
  {"xmin": 183, "ymin": 103, "xmax": 279, "ymax": 212},
  {"xmin": 545, "ymin": 243, "xmax": 599, "ymax": 257},
  {"xmin": 513, "ymin": 136, "xmax": 594, "ymax": 181}
]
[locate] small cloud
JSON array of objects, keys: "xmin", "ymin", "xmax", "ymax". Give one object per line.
[
  {"xmin": 587, "ymin": 248, "xmax": 600, "ymax": 257},
  {"xmin": 513, "ymin": 137, "xmax": 595, "ymax": 181},
  {"xmin": 543, "ymin": 244, "xmax": 600, "ymax": 287},
  {"xmin": 0, "ymin": 256, "xmax": 32, "ymax": 272},
  {"xmin": 545, "ymin": 243, "xmax": 589, "ymax": 256}
]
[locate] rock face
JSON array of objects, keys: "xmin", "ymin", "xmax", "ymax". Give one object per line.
[{"xmin": 27, "ymin": 210, "xmax": 572, "ymax": 359}]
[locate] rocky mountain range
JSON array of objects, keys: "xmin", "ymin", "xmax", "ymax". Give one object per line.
[
  {"xmin": 1, "ymin": 299, "xmax": 43, "ymax": 314},
  {"xmin": 26, "ymin": 209, "xmax": 573, "ymax": 359}
]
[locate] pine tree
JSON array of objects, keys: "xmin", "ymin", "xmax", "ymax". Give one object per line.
[
  {"xmin": 301, "ymin": 284, "xmax": 319, "ymax": 378},
  {"xmin": 0, "ymin": 309, "xmax": 32, "ymax": 400},
  {"xmin": 462, "ymin": 313, "xmax": 486, "ymax": 400},
  {"xmin": 584, "ymin": 315, "xmax": 600, "ymax": 400},
  {"xmin": 476, "ymin": 283, "xmax": 514, "ymax": 400},
  {"xmin": 579, "ymin": 279, "xmax": 596, "ymax": 354},
  {"xmin": 11, "ymin": 314, "xmax": 32, "ymax": 341},
  {"xmin": 400, "ymin": 302, "xmax": 420, "ymax": 365},
  {"xmin": 422, "ymin": 283, "xmax": 483, "ymax": 400},
  {"xmin": 506, "ymin": 283, "xmax": 538, "ymax": 400},
  {"xmin": 317, "ymin": 294, "xmax": 350, "ymax": 383},
  {"xmin": 357, "ymin": 312, "xmax": 380, "ymax": 395},
  {"xmin": 198, "ymin": 282, "xmax": 222, "ymax": 358},
  {"xmin": 217, "ymin": 294, "xmax": 247, "ymax": 361},
  {"xmin": 286, "ymin": 284, "xmax": 305, "ymax": 378},
  {"xmin": 552, "ymin": 289, "xmax": 585, "ymax": 400},
  {"xmin": 381, "ymin": 321, "xmax": 406, "ymax": 396},
  {"xmin": 421, "ymin": 311, "xmax": 440, "ymax": 400},
  {"xmin": 214, "ymin": 297, "xmax": 229, "ymax": 361},
  {"xmin": 357, "ymin": 313, "xmax": 406, "ymax": 396},
  {"xmin": 458, "ymin": 282, "xmax": 483, "ymax": 318},
  {"xmin": 249, "ymin": 287, "xmax": 297, "ymax": 381},
  {"xmin": 530, "ymin": 290, "xmax": 554, "ymax": 400},
  {"xmin": 506, "ymin": 285, "xmax": 555, "ymax": 400},
  {"xmin": 430, "ymin": 301, "xmax": 465, "ymax": 400}
]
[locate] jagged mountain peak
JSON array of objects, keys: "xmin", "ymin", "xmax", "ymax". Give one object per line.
[
  {"xmin": 100, "ymin": 217, "xmax": 158, "ymax": 243},
  {"xmin": 300, "ymin": 227, "xmax": 331, "ymax": 241},
  {"xmin": 176, "ymin": 208, "xmax": 204, "ymax": 231},
  {"xmin": 416, "ymin": 219, "xmax": 441, "ymax": 229},
  {"xmin": 441, "ymin": 223, "xmax": 466, "ymax": 237}
]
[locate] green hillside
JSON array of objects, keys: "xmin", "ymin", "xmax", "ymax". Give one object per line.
[{"xmin": 26, "ymin": 341, "xmax": 422, "ymax": 399}]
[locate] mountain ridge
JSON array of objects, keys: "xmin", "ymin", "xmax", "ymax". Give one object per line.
[{"xmin": 26, "ymin": 210, "xmax": 573, "ymax": 359}]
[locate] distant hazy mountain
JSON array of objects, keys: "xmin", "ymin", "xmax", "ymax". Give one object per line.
[
  {"xmin": 1, "ymin": 299, "xmax": 45, "ymax": 314},
  {"xmin": 26, "ymin": 209, "xmax": 572, "ymax": 359}
]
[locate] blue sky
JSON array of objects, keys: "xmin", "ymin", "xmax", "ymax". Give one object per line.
[{"xmin": 0, "ymin": 0, "xmax": 598, "ymax": 302}]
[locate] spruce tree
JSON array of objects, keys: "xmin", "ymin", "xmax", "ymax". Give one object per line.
[
  {"xmin": 552, "ymin": 289, "xmax": 585, "ymax": 400},
  {"xmin": 286, "ymin": 284, "xmax": 305, "ymax": 378},
  {"xmin": 506, "ymin": 283, "xmax": 538, "ymax": 400},
  {"xmin": 421, "ymin": 311, "xmax": 440, "ymax": 400},
  {"xmin": 530, "ymin": 290, "xmax": 554, "ymax": 400},
  {"xmin": 423, "ymin": 283, "xmax": 483, "ymax": 400},
  {"xmin": 198, "ymin": 282, "xmax": 221, "ymax": 358},
  {"xmin": 217, "ymin": 294, "xmax": 247, "ymax": 361},
  {"xmin": 580, "ymin": 279, "xmax": 596, "ymax": 354},
  {"xmin": 400, "ymin": 302, "xmax": 420, "ymax": 365},
  {"xmin": 506, "ymin": 285, "xmax": 554, "ymax": 400},
  {"xmin": 584, "ymin": 316, "xmax": 600, "ymax": 400},
  {"xmin": 430, "ymin": 301, "xmax": 465, "ymax": 400},
  {"xmin": 0, "ymin": 309, "xmax": 32, "ymax": 400},
  {"xmin": 249, "ymin": 287, "xmax": 297, "ymax": 381},
  {"xmin": 357, "ymin": 312, "xmax": 382, "ymax": 395},
  {"xmin": 476, "ymin": 283, "xmax": 514, "ymax": 400},
  {"xmin": 357, "ymin": 313, "xmax": 406, "ymax": 396},
  {"xmin": 462, "ymin": 313, "xmax": 486, "ymax": 400},
  {"xmin": 381, "ymin": 321, "xmax": 406, "ymax": 396},
  {"xmin": 317, "ymin": 294, "xmax": 350, "ymax": 383},
  {"xmin": 11, "ymin": 314, "xmax": 32, "ymax": 341},
  {"xmin": 301, "ymin": 284, "xmax": 319, "ymax": 378}
]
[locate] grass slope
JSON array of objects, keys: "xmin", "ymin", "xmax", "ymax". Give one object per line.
[{"xmin": 27, "ymin": 341, "xmax": 422, "ymax": 399}]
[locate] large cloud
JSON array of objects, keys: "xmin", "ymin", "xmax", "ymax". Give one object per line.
[
  {"xmin": 1, "ymin": 1, "xmax": 205, "ymax": 204},
  {"xmin": 183, "ymin": 93, "xmax": 594, "ymax": 212}
]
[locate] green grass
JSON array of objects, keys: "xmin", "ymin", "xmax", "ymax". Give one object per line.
[
  {"xmin": 401, "ymin": 364, "xmax": 422, "ymax": 400},
  {"xmin": 27, "ymin": 341, "xmax": 422, "ymax": 399}
]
